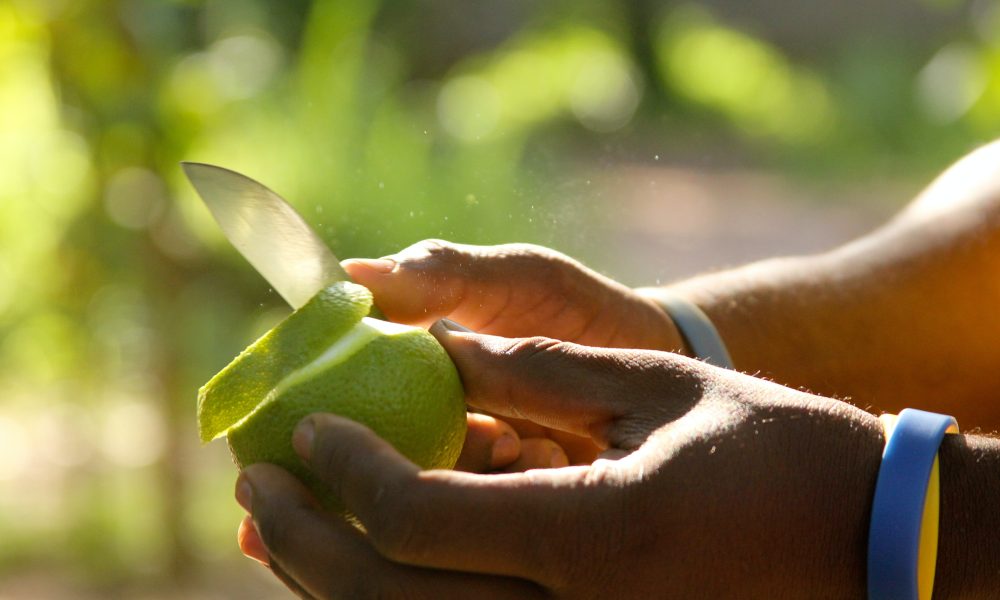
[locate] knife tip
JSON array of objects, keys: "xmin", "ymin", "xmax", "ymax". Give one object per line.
[{"xmin": 180, "ymin": 162, "xmax": 245, "ymax": 180}]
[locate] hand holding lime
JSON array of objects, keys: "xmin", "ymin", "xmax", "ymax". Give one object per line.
[{"xmin": 198, "ymin": 281, "xmax": 467, "ymax": 508}]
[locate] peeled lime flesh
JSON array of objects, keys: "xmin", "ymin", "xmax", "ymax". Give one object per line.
[
  {"xmin": 198, "ymin": 281, "xmax": 467, "ymax": 508},
  {"xmin": 197, "ymin": 282, "xmax": 372, "ymax": 444}
]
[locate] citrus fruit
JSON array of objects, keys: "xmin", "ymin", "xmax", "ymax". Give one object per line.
[{"xmin": 198, "ymin": 281, "xmax": 467, "ymax": 508}]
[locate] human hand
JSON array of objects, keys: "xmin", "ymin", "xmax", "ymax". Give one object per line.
[
  {"xmin": 344, "ymin": 240, "xmax": 688, "ymax": 468},
  {"xmin": 235, "ymin": 324, "xmax": 884, "ymax": 599},
  {"xmin": 453, "ymin": 411, "xmax": 572, "ymax": 473},
  {"xmin": 342, "ymin": 240, "xmax": 683, "ymax": 351}
]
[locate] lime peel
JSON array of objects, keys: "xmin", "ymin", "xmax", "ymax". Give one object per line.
[
  {"xmin": 275, "ymin": 317, "xmax": 414, "ymax": 396},
  {"xmin": 197, "ymin": 282, "xmax": 373, "ymax": 443},
  {"xmin": 197, "ymin": 281, "xmax": 467, "ymax": 509}
]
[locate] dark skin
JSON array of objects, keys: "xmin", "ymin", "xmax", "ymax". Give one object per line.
[
  {"xmin": 346, "ymin": 238, "xmax": 690, "ymax": 468},
  {"xmin": 235, "ymin": 140, "xmax": 1000, "ymax": 597},
  {"xmin": 238, "ymin": 329, "xmax": 887, "ymax": 598},
  {"xmin": 235, "ymin": 327, "xmax": 1000, "ymax": 598}
]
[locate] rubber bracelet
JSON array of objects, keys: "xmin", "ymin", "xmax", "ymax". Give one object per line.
[
  {"xmin": 868, "ymin": 409, "xmax": 958, "ymax": 600},
  {"xmin": 636, "ymin": 289, "xmax": 734, "ymax": 369}
]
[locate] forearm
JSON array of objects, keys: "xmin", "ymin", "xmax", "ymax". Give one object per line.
[
  {"xmin": 660, "ymin": 143, "xmax": 1000, "ymax": 428},
  {"xmin": 935, "ymin": 433, "xmax": 1000, "ymax": 596}
]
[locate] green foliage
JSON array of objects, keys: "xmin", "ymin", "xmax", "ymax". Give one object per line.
[{"xmin": 0, "ymin": 0, "xmax": 997, "ymax": 591}]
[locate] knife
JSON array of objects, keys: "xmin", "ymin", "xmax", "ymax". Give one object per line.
[{"xmin": 181, "ymin": 162, "xmax": 380, "ymax": 316}]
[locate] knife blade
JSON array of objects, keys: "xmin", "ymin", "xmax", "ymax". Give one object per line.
[{"xmin": 181, "ymin": 162, "xmax": 353, "ymax": 310}]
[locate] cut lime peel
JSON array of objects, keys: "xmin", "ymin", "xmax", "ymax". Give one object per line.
[
  {"xmin": 222, "ymin": 317, "xmax": 421, "ymax": 437},
  {"xmin": 279, "ymin": 320, "xmax": 382, "ymax": 393},
  {"xmin": 197, "ymin": 282, "xmax": 374, "ymax": 443},
  {"xmin": 200, "ymin": 280, "xmax": 467, "ymax": 512}
]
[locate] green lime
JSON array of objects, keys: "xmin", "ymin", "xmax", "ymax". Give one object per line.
[{"xmin": 198, "ymin": 281, "xmax": 467, "ymax": 507}]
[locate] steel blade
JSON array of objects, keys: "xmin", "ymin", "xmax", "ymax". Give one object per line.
[{"xmin": 181, "ymin": 162, "xmax": 351, "ymax": 309}]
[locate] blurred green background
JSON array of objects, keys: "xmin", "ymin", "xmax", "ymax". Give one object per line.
[{"xmin": 1, "ymin": 0, "xmax": 997, "ymax": 596}]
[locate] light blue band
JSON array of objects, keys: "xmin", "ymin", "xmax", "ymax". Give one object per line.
[
  {"xmin": 867, "ymin": 408, "xmax": 957, "ymax": 600},
  {"xmin": 638, "ymin": 290, "xmax": 733, "ymax": 369}
]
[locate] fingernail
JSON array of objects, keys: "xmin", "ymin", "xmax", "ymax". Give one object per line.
[
  {"xmin": 292, "ymin": 418, "xmax": 316, "ymax": 461},
  {"xmin": 343, "ymin": 258, "xmax": 396, "ymax": 273},
  {"xmin": 235, "ymin": 474, "xmax": 254, "ymax": 513},
  {"xmin": 439, "ymin": 318, "xmax": 474, "ymax": 333},
  {"xmin": 550, "ymin": 448, "xmax": 570, "ymax": 468},
  {"xmin": 491, "ymin": 433, "xmax": 518, "ymax": 467}
]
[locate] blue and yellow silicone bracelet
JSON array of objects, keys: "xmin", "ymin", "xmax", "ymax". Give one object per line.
[
  {"xmin": 868, "ymin": 408, "xmax": 958, "ymax": 600},
  {"xmin": 640, "ymin": 289, "xmax": 957, "ymax": 598}
]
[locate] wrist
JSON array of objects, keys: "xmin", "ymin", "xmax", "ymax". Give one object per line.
[
  {"xmin": 761, "ymin": 399, "xmax": 884, "ymax": 596},
  {"xmin": 632, "ymin": 288, "xmax": 691, "ymax": 356},
  {"xmin": 636, "ymin": 266, "xmax": 782, "ymax": 366},
  {"xmin": 649, "ymin": 255, "xmax": 847, "ymax": 386},
  {"xmin": 636, "ymin": 288, "xmax": 733, "ymax": 368},
  {"xmin": 934, "ymin": 433, "xmax": 1000, "ymax": 595}
]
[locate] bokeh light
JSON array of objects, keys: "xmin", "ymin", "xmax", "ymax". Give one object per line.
[{"xmin": 0, "ymin": 1, "xmax": 996, "ymax": 597}]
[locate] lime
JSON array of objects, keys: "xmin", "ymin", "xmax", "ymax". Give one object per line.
[{"xmin": 198, "ymin": 281, "xmax": 467, "ymax": 507}]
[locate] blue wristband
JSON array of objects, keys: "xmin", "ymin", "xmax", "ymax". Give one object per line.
[
  {"xmin": 868, "ymin": 408, "xmax": 958, "ymax": 600},
  {"xmin": 639, "ymin": 291, "xmax": 733, "ymax": 369}
]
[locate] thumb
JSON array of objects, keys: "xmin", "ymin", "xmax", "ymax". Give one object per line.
[
  {"xmin": 430, "ymin": 320, "xmax": 706, "ymax": 448},
  {"xmin": 342, "ymin": 256, "xmax": 465, "ymax": 327},
  {"xmin": 342, "ymin": 240, "xmax": 485, "ymax": 327}
]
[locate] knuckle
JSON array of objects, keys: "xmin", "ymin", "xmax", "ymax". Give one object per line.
[
  {"xmin": 501, "ymin": 335, "xmax": 570, "ymax": 362},
  {"xmin": 403, "ymin": 241, "xmax": 583, "ymax": 288},
  {"xmin": 254, "ymin": 508, "xmax": 297, "ymax": 558},
  {"xmin": 499, "ymin": 336, "xmax": 595, "ymax": 379},
  {"xmin": 496, "ymin": 244, "xmax": 565, "ymax": 277},
  {"xmin": 488, "ymin": 337, "xmax": 580, "ymax": 418},
  {"xmin": 497, "ymin": 242, "xmax": 561, "ymax": 262},
  {"xmin": 410, "ymin": 239, "xmax": 463, "ymax": 264},
  {"xmin": 365, "ymin": 484, "xmax": 431, "ymax": 562},
  {"xmin": 311, "ymin": 429, "xmax": 351, "ymax": 487},
  {"xmin": 395, "ymin": 240, "xmax": 473, "ymax": 286},
  {"xmin": 418, "ymin": 238, "xmax": 450, "ymax": 250}
]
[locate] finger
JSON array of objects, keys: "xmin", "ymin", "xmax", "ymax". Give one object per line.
[
  {"xmin": 432, "ymin": 321, "xmax": 707, "ymax": 449},
  {"xmin": 478, "ymin": 413, "xmax": 600, "ymax": 464},
  {"xmin": 243, "ymin": 463, "xmax": 546, "ymax": 599},
  {"xmin": 547, "ymin": 429, "xmax": 602, "ymax": 465},
  {"xmin": 343, "ymin": 240, "xmax": 593, "ymax": 334},
  {"xmin": 500, "ymin": 415, "xmax": 549, "ymax": 439},
  {"xmin": 498, "ymin": 437, "xmax": 569, "ymax": 472},
  {"xmin": 342, "ymin": 241, "xmax": 494, "ymax": 327},
  {"xmin": 293, "ymin": 414, "xmax": 619, "ymax": 586},
  {"xmin": 238, "ymin": 515, "xmax": 269, "ymax": 565},
  {"xmin": 455, "ymin": 413, "xmax": 521, "ymax": 472}
]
